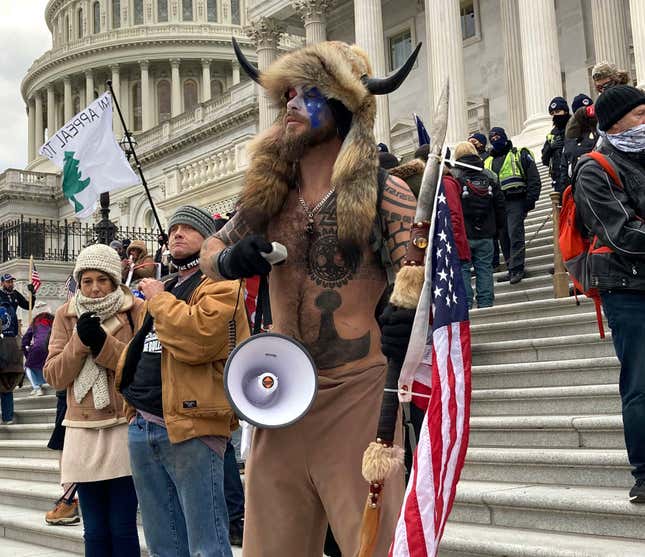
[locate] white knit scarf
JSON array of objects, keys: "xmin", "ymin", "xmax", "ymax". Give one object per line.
[{"xmin": 73, "ymin": 287, "xmax": 125, "ymax": 410}]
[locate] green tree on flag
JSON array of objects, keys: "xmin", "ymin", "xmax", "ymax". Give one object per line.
[{"xmin": 62, "ymin": 151, "xmax": 90, "ymax": 213}]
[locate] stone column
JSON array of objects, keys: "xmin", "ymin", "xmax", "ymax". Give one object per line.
[
  {"xmin": 517, "ymin": 0, "xmax": 562, "ymax": 139},
  {"xmin": 500, "ymin": 0, "xmax": 526, "ymax": 136},
  {"xmin": 246, "ymin": 18, "xmax": 283, "ymax": 131},
  {"xmin": 85, "ymin": 70, "xmax": 95, "ymax": 105},
  {"xmin": 354, "ymin": 0, "xmax": 391, "ymax": 145},
  {"xmin": 425, "ymin": 0, "xmax": 467, "ymax": 144},
  {"xmin": 231, "ymin": 60, "xmax": 240, "ymax": 86},
  {"xmin": 46, "ymin": 84, "xmax": 56, "ymax": 138},
  {"xmin": 27, "ymin": 100, "xmax": 35, "ymax": 162},
  {"xmin": 592, "ymin": 0, "xmax": 630, "ymax": 73},
  {"xmin": 63, "ymin": 77, "xmax": 73, "ymax": 121},
  {"xmin": 35, "ymin": 92, "xmax": 44, "ymax": 152},
  {"xmin": 202, "ymin": 59, "xmax": 212, "ymax": 102},
  {"xmin": 141, "ymin": 60, "xmax": 152, "ymax": 129},
  {"xmin": 630, "ymin": 0, "xmax": 645, "ymax": 88},
  {"xmin": 171, "ymin": 59, "xmax": 181, "ymax": 117},
  {"xmin": 110, "ymin": 64, "xmax": 122, "ymax": 134},
  {"xmin": 293, "ymin": 0, "xmax": 334, "ymax": 45}
]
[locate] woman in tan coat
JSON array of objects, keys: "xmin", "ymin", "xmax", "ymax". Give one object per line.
[{"xmin": 44, "ymin": 244, "xmax": 144, "ymax": 557}]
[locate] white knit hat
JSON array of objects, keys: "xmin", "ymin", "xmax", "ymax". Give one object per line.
[{"xmin": 73, "ymin": 243, "xmax": 123, "ymax": 286}]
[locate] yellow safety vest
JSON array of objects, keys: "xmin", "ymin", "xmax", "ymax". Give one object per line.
[{"xmin": 484, "ymin": 148, "xmax": 530, "ymax": 192}]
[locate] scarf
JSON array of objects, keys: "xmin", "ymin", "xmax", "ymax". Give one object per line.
[
  {"xmin": 600, "ymin": 124, "xmax": 645, "ymax": 153},
  {"xmin": 73, "ymin": 287, "xmax": 125, "ymax": 410},
  {"xmin": 169, "ymin": 252, "xmax": 200, "ymax": 272}
]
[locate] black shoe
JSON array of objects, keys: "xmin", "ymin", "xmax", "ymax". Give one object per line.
[
  {"xmin": 630, "ymin": 479, "xmax": 645, "ymax": 503},
  {"xmin": 496, "ymin": 273, "xmax": 510, "ymax": 283},
  {"xmin": 509, "ymin": 270, "xmax": 525, "ymax": 285},
  {"xmin": 229, "ymin": 519, "xmax": 243, "ymax": 547}
]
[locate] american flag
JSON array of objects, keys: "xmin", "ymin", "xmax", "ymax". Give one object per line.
[
  {"xmin": 390, "ymin": 182, "xmax": 472, "ymax": 556},
  {"xmin": 30, "ymin": 264, "xmax": 42, "ymax": 293},
  {"xmin": 64, "ymin": 274, "xmax": 77, "ymax": 300}
]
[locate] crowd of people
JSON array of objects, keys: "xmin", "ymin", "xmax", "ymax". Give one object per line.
[{"xmin": 0, "ymin": 41, "xmax": 642, "ymax": 557}]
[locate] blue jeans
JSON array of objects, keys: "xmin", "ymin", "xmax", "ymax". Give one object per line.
[
  {"xmin": 128, "ymin": 414, "xmax": 232, "ymax": 557},
  {"xmin": 76, "ymin": 476, "xmax": 140, "ymax": 557},
  {"xmin": 601, "ymin": 290, "xmax": 645, "ymax": 479},
  {"xmin": 224, "ymin": 439, "xmax": 244, "ymax": 523},
  {"xmin": 25, "ymin": 367, "xmax": 45, "ymax": 388},
  {"xmin": 461, "ymin": 238, "xmax": 495, "ymax": 309},
  {"xmin": 0, "ymin": 392, "xmax": 13, "ymax": 422}
]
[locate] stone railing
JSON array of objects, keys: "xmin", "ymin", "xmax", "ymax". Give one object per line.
[
  {"xmin": 178, "ymin": 143, "xmax": 243, "ymax": 192},
  {"xmin": 135, "ymin": 81, "xmax": 257, "ymax": 155},
  {"xmin": 467, "ymin": 98, "xmax": 490, "ymax": 134},
  {"xmin": 0, "ymin": 169, "xmax": 59, "ymax": 198}
]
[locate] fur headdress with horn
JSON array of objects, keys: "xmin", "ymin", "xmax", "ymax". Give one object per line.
[{"xmin": 233, "ymin": 38, "xmax": 420, "ymax": 264}]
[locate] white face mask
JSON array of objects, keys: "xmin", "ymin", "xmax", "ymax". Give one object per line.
[{"xmin": 602, "ymin": 123, "xmax": 645, "ymax": 153}]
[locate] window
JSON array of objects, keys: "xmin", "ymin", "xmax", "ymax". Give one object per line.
[
  {"xmin": 158, "ymin": 80, "xmax": 171, "ymax": 122},
  {"xmin": 77, "ymin": 8, "xmax": 84, "ymax": 38},
  {"xmin": 183, "ymin": 79, "xmax": 198, "ymax": 112},
  {"xmin": 112, "ymin": 0, "xmax": 121, "ymax": 28},
  {"xmin": 460, "ymin": 0, "xmax": 477, "ymax": 41},
  {"xmin": 210, "ymin": 79, "xmax": 223, "ymax": 98},
  {"xmin": 231, "ymin": 0, "xmax": 240, "ymax": 25},
  {"xmin": 133, "ymin": 82, "xmax": 142, "ymax": 130},
  {"xmin": 134, "ymin": 0, "xmax": 144, "ymax": 24},
  {"xmin": 158, "ymin": 0, "xmax": 168, "ymax": 22},
  {"xmin": 207, "ymin": 0, "xmax": 217, "ymax": 22},
  {"xmin": 73, "ymin": 95, "xmax": 81, "ymax": 115},
  {"xmin": 93, "ymin": 2, "xmax": 101, "ymax": 33},
  {"xmin": 65, "ymin": 15, "xmax": 70, "ymax": 41},
  {"xmin": 388, "ymin": 29, "xmax": 412, "ymax": 72},
  {"xmin": 182, "ymin": 0, "xmax": 193, "ymax": 21}
]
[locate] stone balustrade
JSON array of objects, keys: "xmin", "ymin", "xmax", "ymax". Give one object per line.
[
  {"xmin": 178, "ymin": 146, "xmax": 240, "ymax": 192},
  {"xmin": 467, "ymin": 98, "xmax": 490, "ymax": 135},
  {"xmin": 0, "ymin": 169, "xmax": 59, "ymax": 199}
]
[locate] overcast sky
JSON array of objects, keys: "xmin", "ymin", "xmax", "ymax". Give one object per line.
[{"xmin": 0, "ymin": 1, "xmax": 51, "ymax": 172}]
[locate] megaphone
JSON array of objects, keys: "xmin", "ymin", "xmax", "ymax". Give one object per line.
[{"xmin": 224, "ymin": 333, "xmax": 317, "ymax": 428}]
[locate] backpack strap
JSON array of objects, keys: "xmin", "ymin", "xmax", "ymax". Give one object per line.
[{"xmin": 586, "ymin": 151, "xmax": 623, "ymax": 189}]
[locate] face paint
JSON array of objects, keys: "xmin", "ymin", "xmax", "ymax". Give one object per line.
[{"xmin": 285, "ymin": 85, "xmax": 332, "ymax": 130}]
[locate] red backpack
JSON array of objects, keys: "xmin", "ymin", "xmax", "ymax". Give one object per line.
[{"xmin": 558, "ymin": 151, "xmax": 622, "ymax": 339}]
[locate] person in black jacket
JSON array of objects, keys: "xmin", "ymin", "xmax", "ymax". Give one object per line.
[
  {"xmin": 453, "ymin": 142, "xmax": 505, "ymax": 308},
  {"xmin": 485, "ymin": 127, "xmax": 541, "ymax": 284},
  {"xmin": 542, "ymin": 97, "xmax": 571, "ymax": 193},
  {"xmin": 560, "ymin": 94, "xmax": 598, "ymax": 193},
  {"xmin": 574, "ymin": 85, "xmax": 645, "ymax": 504}
]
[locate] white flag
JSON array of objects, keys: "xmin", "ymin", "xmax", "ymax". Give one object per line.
[{"xmin": 39, "ymin": 92, "xmax": 139, "ymax": 218}]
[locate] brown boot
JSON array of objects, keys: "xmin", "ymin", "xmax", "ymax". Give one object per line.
[{"xmin": 45, "ymin": 498, "xmax": 80, "ymax": 525}]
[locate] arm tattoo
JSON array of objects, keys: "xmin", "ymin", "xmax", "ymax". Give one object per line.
[
  {"xmin": 380, "ymin": 176, "xmax": 416, "ymax": 271},
  {"xmin": 214, "ymin": 212, "xmax": 256, "ymax": 246}
]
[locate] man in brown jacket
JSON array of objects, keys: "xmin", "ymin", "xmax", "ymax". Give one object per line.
[{"xmin": 117, "ymin": 206, "xmax": 249, "ymax": 557}]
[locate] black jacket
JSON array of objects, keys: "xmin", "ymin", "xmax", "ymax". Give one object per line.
[
  {"xmin": 559, "ymin": 115, "xmax": 599, "ymax": 192},
  {"xmin": 488, "ymin": 141, "xmax": 542, "ymax": 211},
  {"xmin": 452, "ymin": 154, "xmax": 506, "ymax": 239},
  {"xmin": 0, "ymin": 288, "xmax": 31, "ymax": 337},
  {"xmin": 574, "ymin": 142, "xmax": 645, "ymax": 291},
  {"xmin": 542, "ymin": 126, "xmax": 567, "ymax": 190}
]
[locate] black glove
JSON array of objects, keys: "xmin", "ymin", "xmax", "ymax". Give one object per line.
[
  {"xmin": 27, "ymin": 283, "xmax": 35, "ymax": 294},
  {"xmin": 76, "ymin": 312, "xmax": 107, "ymax": 356},
  {"xmin": 524, "ymin": 199, "xmax": 536, "ymax": 213},
  {"xmin": 218, "ymin": 235, "xmax": 273, "ymax": 279},
  {"xmin": 379, "ymin": 304, "xmax": 416, "ymax": 364}
]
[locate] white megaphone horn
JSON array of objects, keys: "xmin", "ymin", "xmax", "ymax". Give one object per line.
[{"xmin": 224, "ymin": 333, "xmax": 317, "ymax": 428}]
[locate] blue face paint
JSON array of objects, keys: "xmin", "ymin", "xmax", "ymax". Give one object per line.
[{"xmin": 303, "ymin": 87, "xmax": 329, "ymax": 129}]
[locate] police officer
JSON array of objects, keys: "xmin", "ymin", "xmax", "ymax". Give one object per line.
[
  {"xmin": 542, "ymin": 97, "xmax": 571, "ymax": 193},
  {"xmin": 485, "ymin": 127, "xmax": 541, "ymax": 284}
]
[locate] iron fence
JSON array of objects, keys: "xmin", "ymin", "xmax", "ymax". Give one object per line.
[{"xmin": 0, "ymin": 217, "xmax": 159, "ymax": 263}]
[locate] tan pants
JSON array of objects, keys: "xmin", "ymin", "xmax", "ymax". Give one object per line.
[{"xmin": 243, "ymin": 364, "xmax": 404, "ymax": 557}]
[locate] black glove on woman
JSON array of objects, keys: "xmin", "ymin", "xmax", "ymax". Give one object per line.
[
  {"xmin": 218, "ymin": 235, "xmax": 273, "ymax": 279},
  {"xmin": 379, "ymin": 304, "xmax": 416, "ymax": 364},
  {"xmin": 76, "ymin": 312, "xmax": 107, "ymax": 356}
]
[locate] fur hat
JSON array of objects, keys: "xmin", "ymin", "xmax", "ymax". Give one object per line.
[
  {"xmin": 454, "ymin": 141, "xmax": 478, "ymax": 160},
  {"xmin": 73, "ymin": 243, "xmax": 123, "ymax": 286},
  {"xmin": 233, "ymin": 39, "xmax": 420, "ymax": 263},
  {"xmin": 126, "ymin": 240, "xmax": 148, "ymax": 257}
]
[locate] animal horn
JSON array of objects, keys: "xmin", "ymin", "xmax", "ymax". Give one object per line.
[
  {"xmin": 362, "ymin": 43, "xmax": 422, "ymax": 95},
  {"xmin": 232, "ymin": 37, "xmax": 262, "ymax": 85}
]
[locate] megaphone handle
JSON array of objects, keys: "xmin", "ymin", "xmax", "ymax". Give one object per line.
[{"xmin": 253, "ymin": 275, "xmax": 272, "ymax": 335}]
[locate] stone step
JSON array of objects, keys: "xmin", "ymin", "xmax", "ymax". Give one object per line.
[
  {"xmin": 0, "ymin": 424, "xmax": 53, "ymax": 441},
  {"xmin": 13, "ymin": 394, "xmax": 58, "ymax": 410},
  {"xmin": 0, "ymin": 478, "xmax": 61, "ymax": 512},
  {"xmin": 0, "ymin": 440, "xmax": 52, "ymax": 460},
  {"xmin": 491, "ymin": 285, "xmax": 556, "ymax": 306},
  {"xmin": 450, "ymin": 481, "xmax": 644, "ymax": 541},
  {"xmin": 472, "ymin": 357, "xmax": 619, "ymax": 389},
  {"xmin": 12, "ymin": 385, "xmax": 56, "ymax": 400},
  {"xmin": 487, "ymin": 274, "xmax": 558, "ymax": 299},
  {"xmin": 13, "ymin": 408, "xmax": 56, "ymax": 425},
  {"xmin": 0, "ymin": 457, "xmax": 59, "ymax": 483},
  {"xmin": 469, "ymin": 414, "xmax": 624, "ymax": 450},
  {"xmin": 470, "ymin": 296, "xmax": 595, "ymax": 326},
  {"xmin": 471, "ymin": 332, "xmax": 616, "ymax": 365},
  {"xmin": 440, "ymin": 521, "xmax": 645, "ymax": 557},
  {"xmin": 471, "ymin": 384, "xmax": 620, "ymax": 417},
  {"xmin": 471, "ymin": 312, "xmax": 604, "ymax": 343},
  {"xmin": 461, "ymin": 448, "xmax": 631, "ymax": 488},
  {"xmin": 0, "ymin": 537, "xmax": 72, "ymax": 557}
]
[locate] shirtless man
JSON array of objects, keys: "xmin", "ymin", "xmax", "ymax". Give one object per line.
[{"xmin": 201, "ymin": 40, "xmax": 419, "ymax": 556}]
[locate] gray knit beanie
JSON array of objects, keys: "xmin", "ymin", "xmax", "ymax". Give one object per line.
[
  {"xmin": 167, "ymin": 205, "xmax": 217, "ymax": 239},
  {"xmin": 73, "ymin": 243, "xmax": 123, "ymax": 286}
]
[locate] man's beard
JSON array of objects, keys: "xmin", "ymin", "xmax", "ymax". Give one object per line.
[{"xmin": 278, "ymin": 119, "xmax": 338, "ymax": 162}]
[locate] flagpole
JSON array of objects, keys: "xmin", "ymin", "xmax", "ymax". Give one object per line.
[
  {"xmin": 105, "ymin": 80, "xmax": 167, "ymax": 241},
  {"xmin": 27, "ymin": 255, "xmax": 33, "ymax": 325}
]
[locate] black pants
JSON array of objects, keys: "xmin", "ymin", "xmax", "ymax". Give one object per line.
[{"xmin": 500, "ymin": 197, "xmax": 527, "ymax": 273}]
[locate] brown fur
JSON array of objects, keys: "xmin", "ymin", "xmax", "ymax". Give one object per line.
[
  {"xmin": 389, "ymin": 159, "xmax": 425, "ymax": 181},
  {"xmin": 390, "ymin": 265, "xmax": 425, "ymax": 309},
  {"xmin": 240, "ymin": 42, "xmax": 379, "ymax": 252}
]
